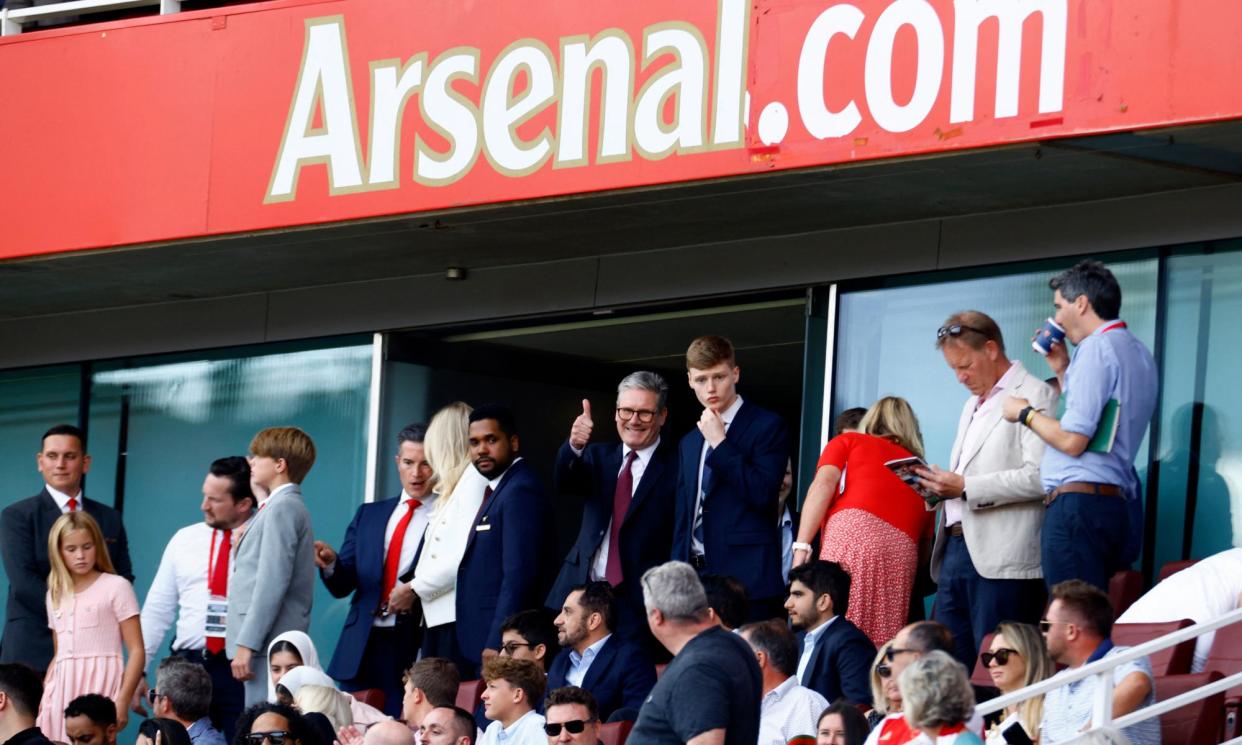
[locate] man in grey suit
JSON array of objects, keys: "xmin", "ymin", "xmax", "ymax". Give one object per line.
[
  {"xmin": 227, "ymin": 426, "xmax": 318, "ymax": 704},
  {"xmin": 916, "ymin": 311, "xmax": 1057, "ymax": 670}
]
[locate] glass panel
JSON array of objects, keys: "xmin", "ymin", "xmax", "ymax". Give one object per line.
[
  {"xmin": 87, "ymin": 343, "xmax": 373, "ymax": 685},
  {"xmin": 0, "ymin": 365, "xmax": 82, "ymax": 633},
  {"xmin": 832, "ymin": 258, "xmax": 1159, "ymax": 573},
  {"xmin": 1154, "ymin": 243, "xmax": 1242, "ymax": 570}
]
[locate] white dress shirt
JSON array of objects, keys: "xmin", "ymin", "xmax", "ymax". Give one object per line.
[
  {"xmin": 945, "ymin": 361, "xmax": 1020, "ymax": 528},
  {"xmin": 692, "ymin": 395, "xmax": 743, "ymax": 556},
  {"xmin": 140, "ymin": 521, "xmax": 233, "ymax": 661},
  {"xmin": 589, "ymin": 439, "xmax": 659, "ymax": 581},
  {"xmin": 257, "ymin": 482, "xmax": 296, "ymax": 511},
  {"xmin": 566, "ymin": 633, "xmax": 611, "ymax": 688},
  {"xmin": 46, "ymin": 484, "xmax": 84, "ymax": 512},
  {"xmin": 373, "ymin": 491, "xmax": 437, "ymax": 627},
  {"xmin": 478, "ymin": 709, "xmax": 545, "ymax": 745},
  {"xmin": 796, "ymin": 614, "xmax": 836, "ymax": 683},
  {"xmin": 759, "ymin": 677, "xmax": 828, "ymax": 745}
]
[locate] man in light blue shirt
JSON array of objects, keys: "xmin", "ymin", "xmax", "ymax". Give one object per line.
[{"xmin": 1004, "ymin": 260, "xmax": 1157, "ymax": 589}]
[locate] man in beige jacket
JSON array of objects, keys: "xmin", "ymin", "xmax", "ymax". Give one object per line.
[{"xmin": 916, "ymin": 311, "xmax": 1057, "ymax": 670}]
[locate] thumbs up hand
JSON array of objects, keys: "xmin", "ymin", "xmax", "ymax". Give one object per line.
[{"xmin": 569, "ymin": 399, "xmax": 594, "ymax": 450}]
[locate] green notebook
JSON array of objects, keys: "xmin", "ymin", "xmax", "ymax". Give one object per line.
[{"xmin": 1055, "ymin": 397, "xmax": 1120, "ymax": 454}]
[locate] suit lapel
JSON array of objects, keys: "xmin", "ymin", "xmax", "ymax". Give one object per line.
[
  {"xmin": 369, "ymin": 497, "xmax": 401, "ymax": 572},
  {"xmin": 464, "ymin": 461, "xmax": 523, "ymax": 555},
  {"xmin": 626, "ymin": 449, "xmax": 664, "ymax": 522},
  {"xmin": 948, "ymin": 399, "xmax": 975, "ymax": 471},
  {"xmin": 602, "ymin": 446, "xmax": 622, "ymax": 518},
  {"xmin": 957, "ymin": 365, "xmax": 1029, "ymax": 472},
  {"xmin": 681, "ymin": 430, "xmax": 705, "ymax": 514},
  {"xmin": 804, "ymin": 621, "xmax": 835, "ymax": 681},
  {"xmin": 37, "ymin": 489, "xmax": 62, "ymax": 550},
  {"xmin": 581, "ymin": 637, "xmax": 617, "ymax": 690}
]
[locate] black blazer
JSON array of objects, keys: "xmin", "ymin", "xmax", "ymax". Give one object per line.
[
  {"xmin": 0, "ymin": 489, "xmax": 133, "ymax": 670},
  {"xmin": 798, "ymin": 616, "xmax": 876, "ymax": 706},
  {"xmin": 546, "ymin": 635, "xmax": 657, "ymax": 723},
  {"xmin": 673, "ymin": 400, "xmax": 789, "ymax": 600},
  {"xmin": 546, "ymin": 438, "xmax": 677, "ymax": 624}
]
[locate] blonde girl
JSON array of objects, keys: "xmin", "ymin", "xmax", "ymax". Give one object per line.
[{"xmin": 37, "ymin": 511, "xmax": 145, "ymax": 741}]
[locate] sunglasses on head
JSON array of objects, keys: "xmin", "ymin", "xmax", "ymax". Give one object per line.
[
  {"xmin": 980, "ymin": 648, "xmax": 1020, "ymax": 667},
  {"xmin": 543, "ymin": 719, "xmax": 597, "ymax": 737},
  {"xmin": 876, "ymin": 664, "xmax": 892, "ymax": 679},
  {"xmin": 244, "ymin": 732, "xmax": 290, "ymax": 745},
  {"xmin": 936, "ymin": 324, "xmax": 986, "ymax": 340}
]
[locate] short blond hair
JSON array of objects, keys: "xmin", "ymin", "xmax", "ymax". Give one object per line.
[
  {"xmin": 686, "ymin": 335, "xmax": 735, "ymax": 370},
  {"xmin": 859, "ymin": 397, "xmax": 925, "ymax": 459},
  {"xmin": 249, "ymin": 427, "xmax": 317, "ymax": 483}
]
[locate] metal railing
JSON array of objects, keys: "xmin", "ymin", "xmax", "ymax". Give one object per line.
[
  {"xmin": 1, "ymin": 0, "xmax": 179, "ymax": 36},
  {"xmin": 974, "ymin": 606, "xmax": 1242, "ymax": 742}
]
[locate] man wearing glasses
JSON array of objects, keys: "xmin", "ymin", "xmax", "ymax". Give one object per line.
[
  {"xmin": 916, "ymin": 311, "xmax": 1055, "ymax": 671},
  {"xmin": 542, "ymin": 687, "xmax": 600, "ymax": 745},
  {"xmin": 548, "ymin": 372, "xmax": 678, "ymax": 643},
  {"xmin": 146, "ymin": 658, "xmax": 227, "ymax": 745}
]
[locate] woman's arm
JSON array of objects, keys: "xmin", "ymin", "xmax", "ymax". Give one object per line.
[
  {"xmin": 116, "ymin": 615, "xmax": 146, "ymax": 731},
  {"xmin": 791, "ymin": 464, "xmax": 842, "ymax": 567}
]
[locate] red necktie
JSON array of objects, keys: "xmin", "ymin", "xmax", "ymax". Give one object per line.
[
  {"xmin": 206, "ymin": 529, "xmax": 231, "ymax": 654},
  {"xmin": 606, "ymin": 451, "xmax": 637, "ymax": 586},
  {"xmin": 66, "ymin": 497, "xmax": 78, "ymax": 512},
  {"xmin": 472, "ymin": 485, "xmax": 494, "ymax": 525},
  {"xmin": 382, "ymin": 499, "xmax": 420, "ymax": 604}
]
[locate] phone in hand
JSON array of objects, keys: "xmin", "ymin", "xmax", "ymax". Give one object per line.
[{"xmin": 1002, "ymin": 722, "xmax": 1035, "ymax": 745}]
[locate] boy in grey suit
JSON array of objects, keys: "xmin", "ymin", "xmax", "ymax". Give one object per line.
[{"xmin": 227, "ymin": 426, "xmax": 317, "ymax": 704}]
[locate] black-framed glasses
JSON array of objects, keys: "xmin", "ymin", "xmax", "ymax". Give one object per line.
[
  {"xmin": 499, "ymin": 641, "xmax": 532, "ymax": 655},
  {"xmin": 544, "ymin": 719, "xmax": 597, "ymax": 737},
  {"xmin": 885, "ymin": 647, "xmax": 915, "ymax": 662},
  {"xmin": 147, "ymin": 689, "xmax": 161, "ymax": 705},
  {"xmin": 876, "ymin": 664, "xmax": 892, "ymax": 679},
  {"xmin": 1038, "ymin": 620, "xmax": 1071, "ymax": 633},
  {"xmin": 980, "ymin": 648, "xmax": 1020, "ymax": 667},
  {"xmin": 616, "ymin": 407, "xmax": 658, "ymax": 423},
  {"xmin": 936, "ymin": 324, "xmax": 987, "ymax": 340},
  {"xmin": 244, "ymin": 732, "xmax": 290, "ymax": 745}
]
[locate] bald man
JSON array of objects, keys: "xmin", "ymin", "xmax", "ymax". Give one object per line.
[{"xmin": 365, "ymin": 721, "xmax": 417, "ymax": 745}]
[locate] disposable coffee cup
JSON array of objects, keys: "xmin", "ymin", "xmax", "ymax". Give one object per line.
[{"xmin": 1032, "ymin": 318, "xmax": 1066, "ymax": 355}]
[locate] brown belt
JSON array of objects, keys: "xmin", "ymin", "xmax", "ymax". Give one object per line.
[
  {"xmin": 948, "ymin": 523, "xmax": 965, "ymax": 538},
  {"xmin": 1044, "ymin": 482, "xmax": 1123, "ymax": 507}
]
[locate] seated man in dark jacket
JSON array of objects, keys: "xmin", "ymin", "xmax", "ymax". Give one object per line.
[
  {"xmin": 548, "ymin": 582, "xmax": 656, "ymax": 723},
  {"xmin": 785, "ymin": 561, "xmax": 875, "ymax": 706}
]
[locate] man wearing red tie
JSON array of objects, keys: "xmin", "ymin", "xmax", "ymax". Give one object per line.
[
  {"xmin": 313, "ymin": 423, "xmax": 436, "ymax": 715},
  {"xmin": 1, "ymin": 424, "xmax": 134, "ymax": 675},
  {"xmin": 135, "ymin": 456, "xmax": 254, "ymax": 742}
]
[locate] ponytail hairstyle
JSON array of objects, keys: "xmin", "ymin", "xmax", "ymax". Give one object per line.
[{"xmin": 47, "ymin": 511, "xmax": 115, "ymax": 610}]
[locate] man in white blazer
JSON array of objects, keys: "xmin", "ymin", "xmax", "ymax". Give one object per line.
[{"xmin": 916, "ymin": 311, "xmax": 1057, "ymax": 670}]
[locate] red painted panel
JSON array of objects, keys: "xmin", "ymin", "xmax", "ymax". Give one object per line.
[{"xmin": 1, "ymin": 0, "xmax": 1240, "ymax": 259}]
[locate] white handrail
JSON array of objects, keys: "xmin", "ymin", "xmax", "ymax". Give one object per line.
[
  {"xmin": 976, "ymin": 605, "xmax": 1242, "ymax": 718},
  {"xmin": 1111, "ymin": 670, "xmax": 1242, "ymax": 728}
]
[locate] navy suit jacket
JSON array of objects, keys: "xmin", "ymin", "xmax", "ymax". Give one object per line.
[
  {"xmin": 673, "ymin": 400, "xmax": 789, "ymax": 600},
  {"xmin": 0, "ymin": 489, "xmax": 133, "ymax": 670},
  {"xmin": 798, "ymin": 616, "xmax": 875, "ymax": 706},
  {"xmin": 455, "ymin": 459, "xmax": 554, "ymax": 664},
  {"xmin": 320, "ymin": 495, "xmax": 422, "ymax": 682},
  {"xmin": 546, "ymin": 438, "xmax": 677, "ymax": 621},
  {"xmin": 546, "ymin": 635, "xmax": 656, "ymax": 723}
]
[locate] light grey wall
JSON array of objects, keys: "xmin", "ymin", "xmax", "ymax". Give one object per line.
[{"xmin": 4, "ymin": 183, "xmax": 1242, "ymax": 370}]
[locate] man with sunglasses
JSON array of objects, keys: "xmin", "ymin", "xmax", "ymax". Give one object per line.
[
  {"xmin": 542, "ymin": 687, "xmax": 600, "ymax": 745},
  {"xmin": 548, "ymin": 372, "xmax": 678, "ymax": 643},
  {"xmin": 917, "ymin": 311, "xmax": 1055, "ymax": 671}
]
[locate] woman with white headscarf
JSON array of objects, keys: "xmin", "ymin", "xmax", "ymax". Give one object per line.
[{"xmin": 265, "ymin": 633, "xmax": 389, "ymax": 728}]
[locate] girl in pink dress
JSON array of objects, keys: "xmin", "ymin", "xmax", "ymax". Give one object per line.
[{"xmin": 37, "ymin": 511, "xmax": 145, "ymax": 742}]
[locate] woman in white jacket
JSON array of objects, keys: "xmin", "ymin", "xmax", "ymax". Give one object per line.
[{"xmin": 413, "ymin": 401, "xmax": 488, "ymax": 676}]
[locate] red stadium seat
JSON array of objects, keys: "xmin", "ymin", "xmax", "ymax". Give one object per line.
[
  {"xmin": 970, "ymin": 632, "xmax": 998, "ymax": 690},
  {"xmin": 599, "ymin": 720, "xmax": 633, "ymax": 745},
  {"xmin": 1203, "ymin": 617, "xmax": 1242, "ymax": 740},
  {"xmin": 1108, "ymin": 570, "xmax": 1144, "ymax": 617},
  {"xmin": 456, "ymin": 679, "xmax": 485, "ymax": 712},
  {"xmin": 1154, "ymin": 672, "xmax": 1224, "ymax": 745},
  {"xmin": 1157, "ymin": 559, "xmax": 1200, "ymax": 584},
  {"xmin": 655, "ymin": 663, "xmax": 667, "ymax": 679},
  {"xmin": 348, "ymin": 688, "xmax": 386, "ymax": 710},
  {"xmin": 1113, "ymin": 620, "xmax": 1195, "ymax": 676}
]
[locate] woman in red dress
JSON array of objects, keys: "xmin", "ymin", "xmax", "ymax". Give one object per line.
[{"xmin": 792, "ymin": 396, "xmax": 932, "ymax": 646}]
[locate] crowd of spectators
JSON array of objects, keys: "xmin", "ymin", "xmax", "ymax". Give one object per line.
[{"xmin": 6, "ymin": 259, "xmax": 1238, "ymax": 745}]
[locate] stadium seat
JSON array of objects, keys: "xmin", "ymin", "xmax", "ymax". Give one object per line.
[
  {"xmin": 1203, "ymin": 616, "xmax": 1242, "ymax": 740},
  {"xmin": 456, "ymin": 679, "xmax": 485, "ymax": 712},
  {"xmin": 348, "ymin": 688, "xmax": 386, "ymax": 710},
  {"xmin": 1154, "ymin": 672, "xmax": 1224, "ymax": 745},
  {"xmin": 1108, "ymin": 570, "xmax": 1144, "ymax": 617},
  {"xmin": 1157, "ymin": 559, "xmax": 1199, "ymax": 584},
  {"xmin": 970, "ymin": 632, "xmax": 998, "ymax": 690},
  {"xmin": 1113, "ymin": 620, "xmax": 1195, "ymax": 675},
  {"xmin": 599, "ymin": 720, "xmax": 633, "ymax": 745},
  {"xmin": 655, "ymin": 663, "xmax": 667, "ymax": 679}
]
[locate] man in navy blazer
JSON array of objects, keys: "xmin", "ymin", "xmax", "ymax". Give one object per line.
[
  {"xmin": 0, "ymin": 424, "xmax": 133, "ymax": 673},
  {"xmin": 313, "ymin": 423, "xmax": 436, "ymax": 715},
  {"xmin": 674, "ymin": 336, "xmax": 789, "ymax": 619},
  {"xmin": 548, "ymin": 582, "xmax": 655, "ymax": 723},
  {"xmin": 456, "ymin": 405, "xmax": 555, "ymax": 675},
  {"xmin": 546, "ymin": 371, "xmax": 677, "ymax": 639},
  {"xmin": 786, "ymin": 560, "xmax": 874, "ymax": 706}
]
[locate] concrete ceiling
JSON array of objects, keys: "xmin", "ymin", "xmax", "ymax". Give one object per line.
[{"xmin": 3, "ymin": 121, "xmax": 1241, "ymax": 321}]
